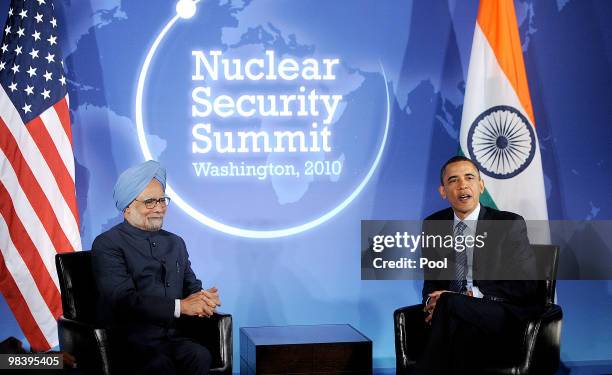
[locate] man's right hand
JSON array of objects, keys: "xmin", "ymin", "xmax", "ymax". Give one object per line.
[
  {"xmin": 424, "ymin": 289, "xmax": 473, "ymax": 324},
  {"xmin": 180, "ymin": 287, "xmax": 221, "ymax": 317},
  {"xmin": 424, "ymin": 290, "xmax": 448, "ymax": 324}
]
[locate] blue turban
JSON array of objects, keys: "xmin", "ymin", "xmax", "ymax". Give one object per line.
[{"xmin": 113, "ymin": 160, "xmax": 167, "ymax": 211}]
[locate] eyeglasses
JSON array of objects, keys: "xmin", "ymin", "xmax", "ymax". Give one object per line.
[{"xmin": 133, "ymin": 197, "xmax": 171, "ymax": 209}]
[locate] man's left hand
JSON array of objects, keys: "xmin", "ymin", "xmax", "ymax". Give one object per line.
[{"xmin": 198, "ymin": 287, "xmax": 221, "ymax": 313}]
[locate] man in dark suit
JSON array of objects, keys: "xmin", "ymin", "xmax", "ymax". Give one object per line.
[
  {"xmin": 414, "ymin": 156, "xmax": 542, "ymax": 374},
  {"xmin": 92, "ymin": 161, "xmax": 220, "ymax": 375}
]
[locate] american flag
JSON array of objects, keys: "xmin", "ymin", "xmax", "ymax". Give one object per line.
[{"xmin": 0, "ymin": 0, "xmax": 81, "ymax": 351}]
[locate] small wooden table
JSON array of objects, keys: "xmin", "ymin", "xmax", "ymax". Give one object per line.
[{"xmin": 240, "ymin": 324, "xmax": 372, "ymax": 374}]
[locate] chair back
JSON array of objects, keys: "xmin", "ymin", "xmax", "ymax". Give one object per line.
[
  {"xmin": 532, "ymin": 245, "xmax": 559, "ymax": 305},
  {"xmin": 55, "ymin": 251, "xmax": 98, "ymax": 323}
]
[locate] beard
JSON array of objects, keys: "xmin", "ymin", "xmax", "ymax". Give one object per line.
[{"xmin": 144, "ymin": 217, "xmax": 164, "ymax": 231}]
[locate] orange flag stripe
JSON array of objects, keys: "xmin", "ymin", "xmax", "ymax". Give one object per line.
[{"xmin": 477, "ymin": 0, "xmax": 536, "ymax": 126}]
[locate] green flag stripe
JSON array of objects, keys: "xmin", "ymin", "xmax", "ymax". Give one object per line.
[
  {"xmin": 479, "ymin": 188, "xmax": 498, "ymax": 209},
  {"xmin": 457, "ymin": 148, "xmax": 498, "ymax": 209}
]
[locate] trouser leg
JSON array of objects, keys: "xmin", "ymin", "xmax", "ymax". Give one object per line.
[
  {"xmin": 165, "ymin": 336, "xmax": 212, "ymax": 375},
  {"xmin": 118, "ymin": 341, "xmax": 176, "ymax": 375},
  {"xmin": 414, "ymin": 293, "xmax": 520, "ymax": 374}
]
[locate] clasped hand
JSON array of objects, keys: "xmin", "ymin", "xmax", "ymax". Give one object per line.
[
  {"xmin": 180, "ymin": 287, "xmax": 221, "ymax": 318},
  {"xmin": 424, "ymin": 289, "xmax": 472, "ymax": 324}
]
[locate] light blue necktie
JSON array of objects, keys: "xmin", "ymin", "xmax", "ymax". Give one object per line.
[{"xmin": 450, "ymin": 221, "xmax": 468, "ymax": 293}]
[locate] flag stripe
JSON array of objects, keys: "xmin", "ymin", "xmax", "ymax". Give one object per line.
[
  {"xmin": 27, "ymin": 115, "xmax": 79, "ymax": 222},
  {"xmin": 477, "ymin": 0, "xmax": 535, "ymax": 125},
  {"xmin": 0, "ymin": 181, "xmax": 62, "ymax": 318},
  {"xmin": 0, "ymin": 153, "xmax": 61, "ymax": 290},
  {"xmin": 460, "ymin": 25, "xmax": 531, "ymax": 146},
  {"xmin": 0, "ymin": 217, "xmax": 57, "ymax": 350},
  {"xmin": 40, "ymin": 101, "xmax": 76, "ymax": 182},
  {"xmin": 0, "ymin": 252, "xmax": 50, "ymax": 352},
  {"xmin": 52, "ymin": 98, "xmax": 73, "ymax": 148},
  {"xmin": 0, "ymin": 88, "xmax": 81, "ymax": 253},
  {"xmin": 0, "ymin": 117, "xmax": 75, "ymax": 254}
]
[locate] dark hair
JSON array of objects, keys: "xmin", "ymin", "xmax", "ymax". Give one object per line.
[{"xmin": 440, "ymin": 156, "xmax": 480, "ymax": 185}]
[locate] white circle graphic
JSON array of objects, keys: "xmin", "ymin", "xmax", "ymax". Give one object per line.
[
  {"xmin": 176, "ymin": 0, "xmax": 197, "ymax": 19},
  {"xmin": 135, "ymin": 10, "xmax": 392, "ymax": 238}
]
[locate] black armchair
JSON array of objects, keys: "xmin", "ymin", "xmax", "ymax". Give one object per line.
[
  {"xmin": 394, "ymin": 245, "xmax": 563, "ymax": 375},
  {"xmin": 55, "ymin": 251, "xmax": 232, "ymax": 375}
]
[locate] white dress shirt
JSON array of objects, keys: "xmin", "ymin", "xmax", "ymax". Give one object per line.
[{"xmin": 175, "ymin": 299, "xmax": 181, "ymax": 317}]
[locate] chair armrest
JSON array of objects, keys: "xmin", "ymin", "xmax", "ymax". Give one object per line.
[
  {"xmin": 394, "ymin": 304, "xmax": 426, "ymax": 374},
  {"xmin": 58, "ymin": 316, "xmax": 110, "ymax": 375},
  {"xmin": 528, "ymin": 304, "xmax": 563, "ymax": 375},
  {"xmin": 177, "ymin": 312, "xmax": 232, "ymax": 375},
  {"xmin": 498, "ymin": 304, "xmax": 563, "ymax": 375}
]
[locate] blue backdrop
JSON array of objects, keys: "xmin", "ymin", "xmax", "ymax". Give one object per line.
[{"xmin": 1, "ymin": 0, "xmax": 611, "ymax": 369}]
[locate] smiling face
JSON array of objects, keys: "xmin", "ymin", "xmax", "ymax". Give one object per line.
[
  {"xmin": 438, "ymin": 160, "xmax": 484, "ymax": 220},
  {"xmin": 124, "ymin": 179, "xmax": 167, "ymax": 231}
]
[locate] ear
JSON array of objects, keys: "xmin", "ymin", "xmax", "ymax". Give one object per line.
[
  {"xmin": 438, "ymin": 185, "xmax": 447, "ymax": 200},
  {"xmin": 479, "ymin": 178, "xmax": 484, "ymax": 193}
]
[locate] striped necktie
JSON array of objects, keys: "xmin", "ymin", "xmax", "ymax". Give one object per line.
[{"xmin": 450, "ymin": 221, "xmax": 468, "ymax": 293}]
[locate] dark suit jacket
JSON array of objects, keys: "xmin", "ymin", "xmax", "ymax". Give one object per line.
[
  {"xmin": 91, "ymin": 220, "xmax": 202, "ymax": 345},
  {"xmin": 422, "ymin": 206, "xmax": 542, "ymax": 320}
]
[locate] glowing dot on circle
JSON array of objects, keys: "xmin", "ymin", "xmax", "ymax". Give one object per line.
[{"xmin": 176, "ymin": 0, "xmax": 197, "ymax": 19}]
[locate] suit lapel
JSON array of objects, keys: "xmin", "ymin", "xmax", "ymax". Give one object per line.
[
  {"xmin": 475, "ymin": 205, "xmax": 492, "ymax": 236},
  {"xmin": 441, "ymin": 208, "xmax": 455, "ymax": 258},
  {"xmin": 473, "ymin": 206, "xmax": 493, "ymax": 278},
  {"xmin": 442, "ymin": 207, "xmax": 455, "ymax": 238}
]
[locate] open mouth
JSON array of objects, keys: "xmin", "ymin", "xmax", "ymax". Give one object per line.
[{"xmin": 458, "ymin": 193, "xmax": 471, "ymax": 202}]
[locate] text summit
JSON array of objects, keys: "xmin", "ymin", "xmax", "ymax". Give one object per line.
[{"xmin": 190, "ymin": 50, "xmax": 341, "ymax": 154}]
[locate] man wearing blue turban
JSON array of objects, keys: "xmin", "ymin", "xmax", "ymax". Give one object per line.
[{"xmin": 91, "ymin": 160, "xmax": 220, "ymax": 375}]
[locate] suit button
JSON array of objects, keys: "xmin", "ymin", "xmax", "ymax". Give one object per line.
[
  {"xmin": 152, "ymin": 242, "xmax": 157, "ymax": 247},
  {"xmin": 166, "ymin": 282, "xmax": 170, "ymax": 287}
]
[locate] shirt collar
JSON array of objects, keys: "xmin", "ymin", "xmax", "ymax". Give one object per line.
[{"xmin": 453, "ymin": 203, "xmax": 480, "ymax": 232}]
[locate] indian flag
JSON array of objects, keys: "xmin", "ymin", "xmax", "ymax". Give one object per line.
[{"xmin": 460, "ymin": 0, "xmax": 549, "ymax": 243}]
